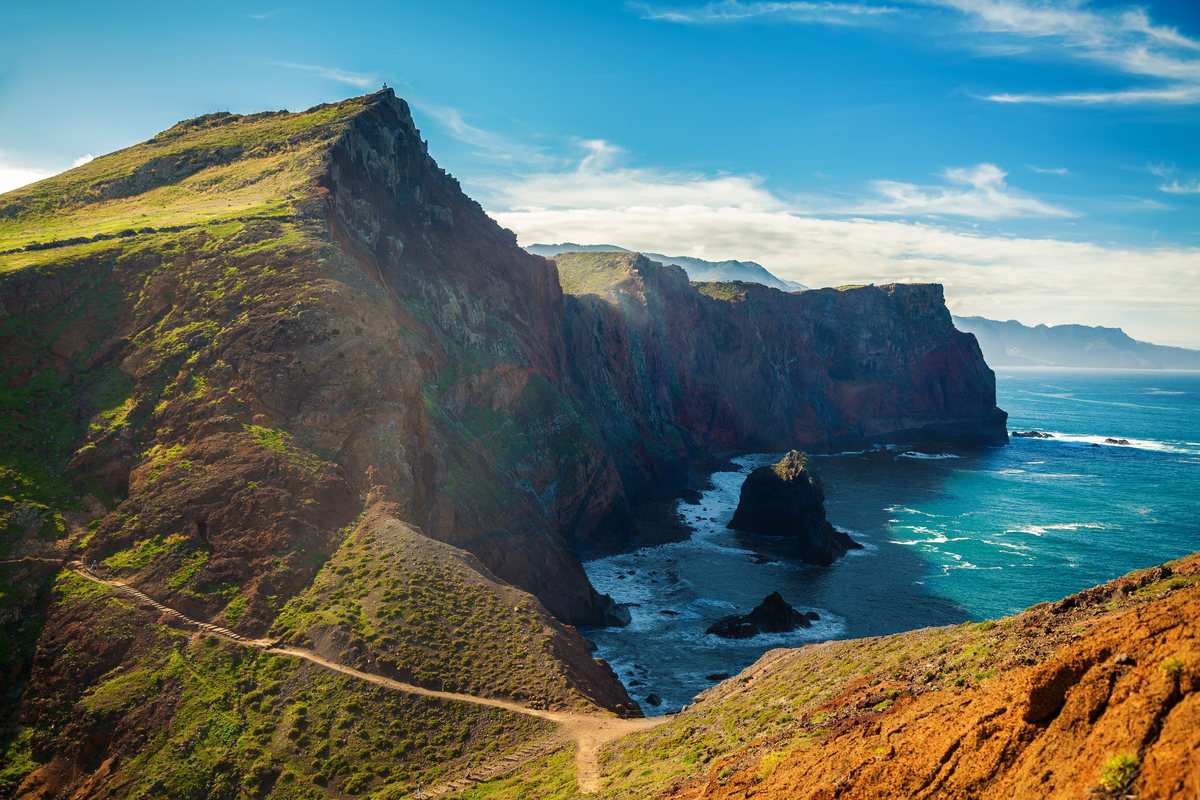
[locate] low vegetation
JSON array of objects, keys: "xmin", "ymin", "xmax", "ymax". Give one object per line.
[
  {"xmin": 269, "ymin": 517, "xmax": 602, "ymax": 711},
  {"xmin": 3, "ymin": 571, "xmax": 553, "ymax": 799}
]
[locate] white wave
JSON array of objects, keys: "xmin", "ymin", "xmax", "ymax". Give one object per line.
[
  {"xmin": 1144, "ymin": 389, "xmax": 1184, "ymax": 395},
  {"xmin": 897, "ymin": 451, "xmax": 962, "ymax": 460},
  {"xmin": 1020, "ymin": 430, "xmax": 1195, "ymax": 454},
  {"xmin": 885, "ymin": 505, "xmax": 941, "ymax": 517},
  {"xmin": 692, "ymin": 598, "xmax": 738, "ymax": 609},
  {"xmin": 1006, "ymin": 522, "xmax": 1105, "ymax": 537},
  {"xmin": 983, "ymin": 539, "xmax": 1034, "ymax": 552}
]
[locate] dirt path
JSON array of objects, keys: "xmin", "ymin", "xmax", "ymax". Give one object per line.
[{"xmin": 68, "ymin": 563, "xmax": 671, "ymax": 795}]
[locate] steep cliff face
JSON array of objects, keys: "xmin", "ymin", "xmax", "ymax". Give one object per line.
[
  {"xmin": 1, "ymin": 88, "xmax": 1013, "ymax": 800},
  {"xmin": 306, "ymin": 91, "xmax": 632, "ymax": 624},
  {"xmin": 557, "ymin": 252, "xmax": 1007, "ymax": 499}
]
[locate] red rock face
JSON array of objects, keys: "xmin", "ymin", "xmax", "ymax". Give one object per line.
[
  {"xmin": 556, "ymin": 254, "xmax": 1007, "ymax": 509},
  {"xmin": 325, "ymin": 96, "xmax": 1005, "ymax": 583},
  {"xmin": 0, "ymin": 90, "xmax": 1004, "ymax": 629}
]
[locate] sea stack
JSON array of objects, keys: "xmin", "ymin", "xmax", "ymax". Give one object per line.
[
  {"xmin": 706, "ymin": 592, "xmax": 811, "ymax": 639},
  {"xmin": 727, "ymin": 450, "xmax": 861, "ymax": 565}
]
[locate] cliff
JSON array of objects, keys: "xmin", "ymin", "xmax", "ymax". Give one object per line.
[
  {"xmin": 1, "ymin": 89, "xmax": 1008, "ymax": 799},
  {"xmin": 526, "ymin": 242, "xmax": 808, "ymax": 291},
  {"xmin": 556, "ymin": 252, "xmax": 1006, "ymax": 534}
]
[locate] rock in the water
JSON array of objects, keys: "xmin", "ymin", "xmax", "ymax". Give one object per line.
[
  {"xmin": 705, "ymin": 673, "xmax": 731, "ymax": 682},
  {"xmin": 1012, "ymin": 430, "xmax": 1054, "ymax": 439},
  {"xmin": 645, "ymin": 693, "xmax": 662, "ymax": 706},
  {"xmin": 804, "ymin": 611, "xmax": 821, "ymax": 621},
  {"xmin": 706, "ymin": 592, "xmax": 812, "ymax": 639},
  {"xmin": 600, "ymin": 594, "xmax": 632, "ymax": 626},
  {"xmin": 1104, "ymin": 438, "xmax": 1131, "ymax": 445},
  {"xmin": 727, "ymin": 450, "xmax": 862, "ymax": 565}
]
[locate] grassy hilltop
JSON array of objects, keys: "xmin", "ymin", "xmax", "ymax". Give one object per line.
[{"xmin": 0, "ymin": 91, "xmax": 635, "ymax": 800}]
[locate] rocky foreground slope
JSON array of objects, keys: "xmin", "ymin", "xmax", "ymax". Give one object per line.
[
  {"xmin": 2, "ymin": 89, "xmax": 1005, "ymax": 798},
  {"xmin": 471, "ymin": 555, "xmax": 1198, "ymax": 800}
]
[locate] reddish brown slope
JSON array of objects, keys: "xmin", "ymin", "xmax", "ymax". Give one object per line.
[{"xmin": 658, "ymin": 558, "xmax": 1199, "ymax": 800}]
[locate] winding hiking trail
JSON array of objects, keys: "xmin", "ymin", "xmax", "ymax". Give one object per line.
[{"xmin": 67, "ymin": 563, "xmax": 670, "ymax": 797}]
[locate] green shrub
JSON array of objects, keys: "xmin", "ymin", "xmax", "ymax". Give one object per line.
[
  {"xmin": 1099, "ymin": 752, "xmax": 1138, "ymax": 791},
  {"xmin": 1161, "ymin": 656, "xmax": 1185, "ymax": 679}
]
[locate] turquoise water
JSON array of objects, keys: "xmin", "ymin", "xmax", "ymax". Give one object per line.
[{"xmin": 582, "ymin": 368, "xmax": 1200, "ymax": 714}]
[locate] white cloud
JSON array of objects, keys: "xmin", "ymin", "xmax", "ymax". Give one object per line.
[
  {"xmin": 637, "ymin": 0, "xmax": 1200, "ymax": 105},
  {"xmin": 1029, "ymin": 165, "xmax": 1067, "ymax": 176},
  {"xmin": 850, "ymin": 163, "xmax": 1074, "ymax": 219},
  {"xmin": 0, "ymin": 165, "xmax": 55, "ymax": 194},
  {"xmin": 481, "ymin": 151, "xmax": 1200, "ymax": 346},
  {"xmin": 1160, "ymin": 180, "xmax": 1200, "ymax": 194},
  {"xmin": 1147, "ymin": 162, "xmax": 1174, "ymax": 177},
  {"xmin": 480, "ymin": 139, "xmax": 782, "ymax": 214},
  {"xmin": 408, "ymin": 100, "xmax": 556, "ymax": 167},
  {"xmin": 981, "ymin": 85, "xmax": 1200, "ymax": 105},
  {"xmin": 73, "ymin": 154, "xmax": 94, "ymax": 167},
  {"xmin": 264, "ymin": 60, "xmax": 379, "ymax": 89},
  {"xmin": 630, "ymin": 0, "xmax": 900, "ymax": 26},
  {"xmin": 933, "ymin": 0, "xmax": 1200, "ymax": 105}
]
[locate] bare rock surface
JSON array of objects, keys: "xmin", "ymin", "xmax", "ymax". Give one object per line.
[{"xmin": 727, "ymin": 451, "xmax": 862, "ymax": 565}]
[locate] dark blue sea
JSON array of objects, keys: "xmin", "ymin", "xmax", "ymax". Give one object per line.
[{"xmin": 582, "ymin": 368, "xmax": 1200, "ymax": 714}]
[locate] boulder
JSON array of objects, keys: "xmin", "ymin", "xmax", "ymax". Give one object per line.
[
  {"xmin": 727, "ymin": 451, "xmax": 861, "ymax": 565},
  {"xmin": 1012, "ymin": 430, "xmax": 1054, "ymax": 439},
  {"xmin": 706, "ymin": 592, "xmax": 812, "ymax": 639}
]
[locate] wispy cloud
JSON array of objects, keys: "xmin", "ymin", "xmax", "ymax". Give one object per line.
[
  {"xmin": 630, "ymin": 0, "xmax": 900, "ymax": 26},
  {"xmin": 1147, "ymin": 162, "xmax": 1174, "ymax": 177},
  {"xmin": 851, "ymin": 163, "xmax": 1074, "ymax": 219},
  {"xmin": 982, "ymin": 86, "xmax": 1200, "ymax": 105},
  {"xmin": 479, "ymin": 139, "xmax": 781, "ymax": 213},
  {"xmin": 1160, "ymin": 180, "xmax": 1200, "ymax": 194},
  {"xmin": 264, "ymin": 60, "xmax": 379, "ymax": 89},
  {"xmin": 408, "ymin": 99, "xmax": 556, "ymax": 167},
  {"xmin": 73, "ymin": 154, "xmax": 94, "ymax": 167},
  {"xmin": 1029, "ymin": 165, "xmax": 1068, "ymax": 176},
  {"xmin": 247, "ymin": 12, "xmax": 279, "ymax": 19},
  {"xmin": 638, "ymin": 0, "xmax": 1200, "ymax": 105},
  {"xmin": 935, "ymin": 0, "xmax": 1200, "ymax": 105},
  {"xmin": 482, "ymin": 148, "xmax": 1200, "ymax": 346}
]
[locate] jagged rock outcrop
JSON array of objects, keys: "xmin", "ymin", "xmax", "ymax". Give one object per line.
[
  {"xmin": 726, "ymin": 451, "xmax": 861, "ymax": 565},
  {"xmin": 706, "ymin": 591, "xmax": 811, "ymax": 639}
]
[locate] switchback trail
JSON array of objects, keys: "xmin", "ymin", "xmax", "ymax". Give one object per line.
[{"xmin": 68, "ymin": 563, "xmax": 670, "ymax": 795}]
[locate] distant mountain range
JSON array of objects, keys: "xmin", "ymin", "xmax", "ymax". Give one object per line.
[
  {"xmin": 525, "ymin": 243, "xmax": 808, "ymax": 292},
  {"xmin": 953, "ymin": 316, "xmax": 1200, "ymax": 370}
]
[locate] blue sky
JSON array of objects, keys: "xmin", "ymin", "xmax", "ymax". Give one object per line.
[{"xmin": 2, "ymin": 0, "xmax": 1199, "ymax": 345}]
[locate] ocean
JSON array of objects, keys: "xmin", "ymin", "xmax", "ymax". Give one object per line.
[{"xmin": 581, "ymin": 368, "xmax": 1200, "ymax": 715}]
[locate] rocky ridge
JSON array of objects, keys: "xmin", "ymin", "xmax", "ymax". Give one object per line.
[{"xmin": 2, "ymin": 89, "xmax": 1007, "ymax": 799}]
